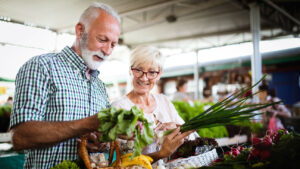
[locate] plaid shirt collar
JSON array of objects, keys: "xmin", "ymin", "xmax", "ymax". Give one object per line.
[{"xmin": 61, "ymin": 46, "xmax": 100, "ymax": 76}]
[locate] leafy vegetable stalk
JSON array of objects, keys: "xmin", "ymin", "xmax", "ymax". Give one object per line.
[
  {"xmin": 165, "ymin": 75, "xmax": 281, "ymax": 135},
  {"xmin": 50, "ymin": 160, "xmax": 80, "ymax": 169},
  {"xmin": 97, "ymin": 106, "xmax": 154, "ymax": 158}
]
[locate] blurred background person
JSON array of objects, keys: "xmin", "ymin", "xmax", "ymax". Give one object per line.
[
  {"xmin": 258, "ymin": 83, "xmax": 291, "ymax": 133},
  {"xmin": 2, "ymin": 96, "xmax": 13, "ymax": 106},
  {"xmin": 201, "ymin": 87, "xmax": 214, "ymax": 103},
  {"xmin": 172, "ymin": 78, "xmax": 193, "ymax": 103}
]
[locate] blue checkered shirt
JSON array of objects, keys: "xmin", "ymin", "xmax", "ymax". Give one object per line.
[{"xmin": 10, "ymin": 46, "xmax": 110, "ymax": 169}]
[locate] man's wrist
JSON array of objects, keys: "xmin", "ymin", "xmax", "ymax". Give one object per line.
[
  {"xmin": 79, "ymin": 114, "xmax": 100, "ymax": 133},
  {"xmin": 90, "ymin": 114, "xmax": 100, "ymax": 131}
]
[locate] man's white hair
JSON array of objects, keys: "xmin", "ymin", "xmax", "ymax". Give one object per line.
[
  {"xmin": 130, "ymin": 45, "xmax": 165, "ymax": 71},
  {"xmin": 79, "ymin": 2, "xmax": 120, "ymax": 31}
]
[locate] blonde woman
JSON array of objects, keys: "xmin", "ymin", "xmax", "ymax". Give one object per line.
[{"xmin": 112, "ymin": 45, "xmax": 196, "ymax": 162}]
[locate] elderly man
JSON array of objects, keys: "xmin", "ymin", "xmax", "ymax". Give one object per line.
[{"xmin": 10, "ymin": 3, "xmax": 120, "ymax": 168}]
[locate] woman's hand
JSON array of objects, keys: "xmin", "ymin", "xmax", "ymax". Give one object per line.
[
  {"xmin": 158, "ymin": 128, "xmax": 194, "ymax": 158},
  {"xmin": 155, "ymin": 122, "xmax": 180, "ymax": 132}
]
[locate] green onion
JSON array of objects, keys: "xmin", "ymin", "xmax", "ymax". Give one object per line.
[{"xmin": 165, "ymin": 75, "xmax": 281, "ymax": 135}]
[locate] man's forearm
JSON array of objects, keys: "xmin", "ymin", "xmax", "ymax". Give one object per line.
[{"xmin": 12, "ymin": 114, "xmax": 99, "ymax": 150}]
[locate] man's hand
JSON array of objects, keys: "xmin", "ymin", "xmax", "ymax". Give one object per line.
[
  {"xmin": 118, "ymin": 133, "xmax": 135, "ymax": 140},
  {"xmin": 77, "ymin": 132, "xmax": 109, "ymax": 153}
]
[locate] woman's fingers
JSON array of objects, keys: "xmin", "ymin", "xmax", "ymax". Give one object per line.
[
  {"xmin": 154, "ymin": 122, "xmax": 163, "ymax": 131},
  {"xmin": 168, "ymin": 128, "xmax": 181, "ymax": 138},
  {"xmin": 176, "ymin": 130, "xmax": 194, "ymax": 140},
  {"xmin": 156, "ymin": 122, "xmax": 180, "ymax": 132},
  {"xmin": 165, "ymin": 122, "xmax": 178, "ymax": 130},
  {"xmin": 159, "ymin": 128, "xmax": 191, "ymax": 158}
]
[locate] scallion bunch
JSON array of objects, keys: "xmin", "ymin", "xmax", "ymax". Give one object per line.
[{"xmin": 166, "ymin": 75, "xmax": 281, "ymax": 135}]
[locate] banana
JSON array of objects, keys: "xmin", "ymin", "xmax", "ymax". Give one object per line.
[{"xmin": 120, "ymin": 153, "xmax": 153, "ymax": 169}]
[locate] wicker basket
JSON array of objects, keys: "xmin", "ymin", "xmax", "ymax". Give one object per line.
[
  {"xmin": 163, "ymin": 148, "xmax": 218, "ymax": 169},
  {"xmin": 78, "ymin": 137, "xmax": 124, "ymax": 169}
]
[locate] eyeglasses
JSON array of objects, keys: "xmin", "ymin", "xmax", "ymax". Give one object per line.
[{"xmin": 131, "ymin": 67, "xmax": 160, "ymax": 79}]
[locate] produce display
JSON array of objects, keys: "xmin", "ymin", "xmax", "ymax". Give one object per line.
[
  {"xmin": 0, "ymin": 105, "xmax": 11, "ymax": 132},
  {"xmin": 173, "ymin": 101, "xmax": 264, "ymax": 138},
  {"xmin": 77, "ymin": 138, "xmax": 154, "ymax": 169},
  {"xmin": 51, "ymin": 76, "xmax": 283, "ymax": 169},
  {"xmin": 172, "ymin": 100, "xmax": 211, "ymax": 122},
  {"xmin": 199, "ymin": 129, "xmax": 300, "ymax": 169},
  {"xmin": 50, "ymin": 160, "xmax": 80, "ymax": 169},
  {"xmin": 165, "ymin": 77, "xmax": 280, "ymax": 136},
  {"xmin": 173, "ymin": 101, "xmax": 229, "ymax": 138}
]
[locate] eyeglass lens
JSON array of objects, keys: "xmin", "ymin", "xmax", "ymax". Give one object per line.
[{"xmin": 132, "ymin": 69, "xmax": 158, "ymax": 79}]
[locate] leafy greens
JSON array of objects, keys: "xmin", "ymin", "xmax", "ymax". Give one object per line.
[{"xmin": 97, "ymin": 106, "xmax": 154, "ymax": 158}]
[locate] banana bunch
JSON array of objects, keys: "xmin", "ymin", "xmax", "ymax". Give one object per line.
[{"xmin": 117, "ymin": 153, "xmax": 153, "ymax": 169}]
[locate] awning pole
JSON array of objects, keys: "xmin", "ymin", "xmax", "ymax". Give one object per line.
[
  {"xmin": 194, "ymin": 50, "xmax": 199, "ymax": 100},
  {"xmin": 250, "ymin": 3, "xmax": 263, "ymax": 101}
]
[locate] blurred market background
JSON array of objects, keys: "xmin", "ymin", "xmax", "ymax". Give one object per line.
[{"xmin": 0, "ymin": 0, "xmax": 300, "ymax": 168}]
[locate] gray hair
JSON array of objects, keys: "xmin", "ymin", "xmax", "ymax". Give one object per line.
[
  {"xmin": 79, "ymin": 2, "xmax": 120, "ymax": 31},
  {"xmin": 130, "ymin": 45, "xmax": 165, "ymax": 71}
]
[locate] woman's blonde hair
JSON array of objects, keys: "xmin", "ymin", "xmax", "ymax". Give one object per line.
[{"xmin": 130, "ymin": 45, "xmax": 165, "ymax": 71}]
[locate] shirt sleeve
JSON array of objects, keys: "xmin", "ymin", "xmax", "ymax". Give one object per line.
[{"xmin": 10, "ymin": 57, "xmax": 50, "ymax": 128}]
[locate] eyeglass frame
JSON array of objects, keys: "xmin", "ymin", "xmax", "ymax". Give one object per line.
[{"xmin": 130, "ymin": 67, "xmax": 160, "ymax": 79}]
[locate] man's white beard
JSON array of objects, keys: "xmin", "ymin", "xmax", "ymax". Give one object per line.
[{"xmin": 80, "ymin": 33, "xmax": 108, "ymax": 70}]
